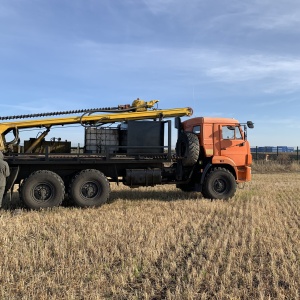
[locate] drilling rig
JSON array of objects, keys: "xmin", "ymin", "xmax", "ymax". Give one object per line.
[{"xmin": 1, "ymin": 98, "xmax": 253, "ymax": 209}]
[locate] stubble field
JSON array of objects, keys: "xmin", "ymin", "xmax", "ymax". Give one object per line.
[{"xmin": 0, "ymin": 168, "xmax": 300, "ymax": 299}]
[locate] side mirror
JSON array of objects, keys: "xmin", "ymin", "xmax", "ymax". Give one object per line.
[{"xmin": 247, "ymin": 121, "xmax": 254, "ymax": 129}]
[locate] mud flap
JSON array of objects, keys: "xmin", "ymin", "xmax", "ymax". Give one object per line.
[{"xmin": 4, "ymin": 166, "xmax": 19, "ymax": 203}]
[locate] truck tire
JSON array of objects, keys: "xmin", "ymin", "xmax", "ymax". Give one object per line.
[
  {"xmin": 20, "ymin": 170, "xmax": 65, "ymax": 209},
  {"xmin": 202, "ymin": 167, "xmax": 236, "ymax": 200},
  {"xmin": 69, "ymin": 169, "xmax": 110, "ymax": 207},
  {"xmin": 176, "ymin": 132, "xmax": 200, "ymax": 167}
]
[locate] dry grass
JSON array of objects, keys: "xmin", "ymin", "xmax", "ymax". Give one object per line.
[
  {"xmin": 1, "ymin": 172, "xmax": 300, "ymax": 299},
  {"xmin": 252, "ymin": 160, "xmax": 300, "ymax": 173}
]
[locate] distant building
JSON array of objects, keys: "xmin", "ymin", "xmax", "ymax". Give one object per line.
[{"xmin": 251, "ymin": 146, "xmax": 294, "ymax": 153}]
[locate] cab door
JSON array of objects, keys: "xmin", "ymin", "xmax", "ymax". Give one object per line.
[{"xmin": 219, "ymin": 125, "xmax": 248, "ymax": 166}]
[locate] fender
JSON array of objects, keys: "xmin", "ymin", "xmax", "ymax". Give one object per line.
[
  {"xmin": 200, "ymin": 163, "xmax": 212, "ymax": 185},
  {"xmin": 199, "ymin": 158, "xmax": 237, "ymax": 186},
  {"xmin": 212, "ymin": 156, "xmax": 237, "ymax": 167}
]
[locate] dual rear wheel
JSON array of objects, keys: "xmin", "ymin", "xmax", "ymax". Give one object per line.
[
  {"xmin": 20, "ymin": 169, "xmax": 110, "ymax": 210},
  {"xmin": 68, "ymin": 169, "xmax": 110, "ymax": 208}
]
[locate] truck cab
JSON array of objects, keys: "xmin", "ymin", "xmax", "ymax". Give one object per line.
[{"xmin": 176, "ymin": 116, "xmax": 253, "ymax": 199}]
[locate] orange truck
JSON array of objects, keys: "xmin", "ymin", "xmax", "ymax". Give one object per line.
[{"xmin": 1, "ymin": 99, "xmax": 254, "ymax": 209}]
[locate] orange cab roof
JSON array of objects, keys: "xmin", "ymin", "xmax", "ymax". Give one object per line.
[{"xmin": 183, "ymin": 117, "xmax": 239, "ymax": 124}]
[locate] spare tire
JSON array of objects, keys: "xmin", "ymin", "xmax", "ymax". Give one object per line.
[{"xmin": 176, "ymin": 132, "xmax": 200, "ymax": 166}]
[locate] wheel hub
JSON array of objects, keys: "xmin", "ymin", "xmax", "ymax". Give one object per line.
[
  {"xmin": 81, "ymin": 182, "xmax": 100, "ymax": 199},
  {"xmin": 33, "ymin": 184, "xmax": 52, "ymax": 201},
  {"xmin": 213, "ymin": 179, "xmax": 226, "ymax": 193}
]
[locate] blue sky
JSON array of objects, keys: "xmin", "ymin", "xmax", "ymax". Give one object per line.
[{"xmin": 1, "ymin": 0, "xmax": 300, "ymax": 147}]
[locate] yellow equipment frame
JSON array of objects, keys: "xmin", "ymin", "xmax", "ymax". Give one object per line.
[{"xmin": 0, "ymin": 101, "xmax": 193, "ymax": 152}]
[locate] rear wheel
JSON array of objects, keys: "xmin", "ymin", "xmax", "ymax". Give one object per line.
[
  {"xmin": 202, "ymin": 167, "xmax": 236, "ymax": 200},
  {"xmin": 20, "ymin": 170, "xmax": 65, "ymax": 209},
  {"xmin": 69, "ymin": 169, "xmax": 110, "ymax": 207}
]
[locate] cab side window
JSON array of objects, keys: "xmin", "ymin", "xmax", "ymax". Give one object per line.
[
  {"xmin": 222, "ymin": 125, "xmax": 242, "ymax": 140},
  {"xmin": 193, "ymin": 125, "xmax": 201, "ymax": 134}
]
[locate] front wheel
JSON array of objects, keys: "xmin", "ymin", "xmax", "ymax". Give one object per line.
[
  {"xmin": 202, "ymin": 167, "xmax": 236, "ymax": 200},
  {"xmin": 69, "ymin": 169, "xmax": 110, "ymax": 207}
]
